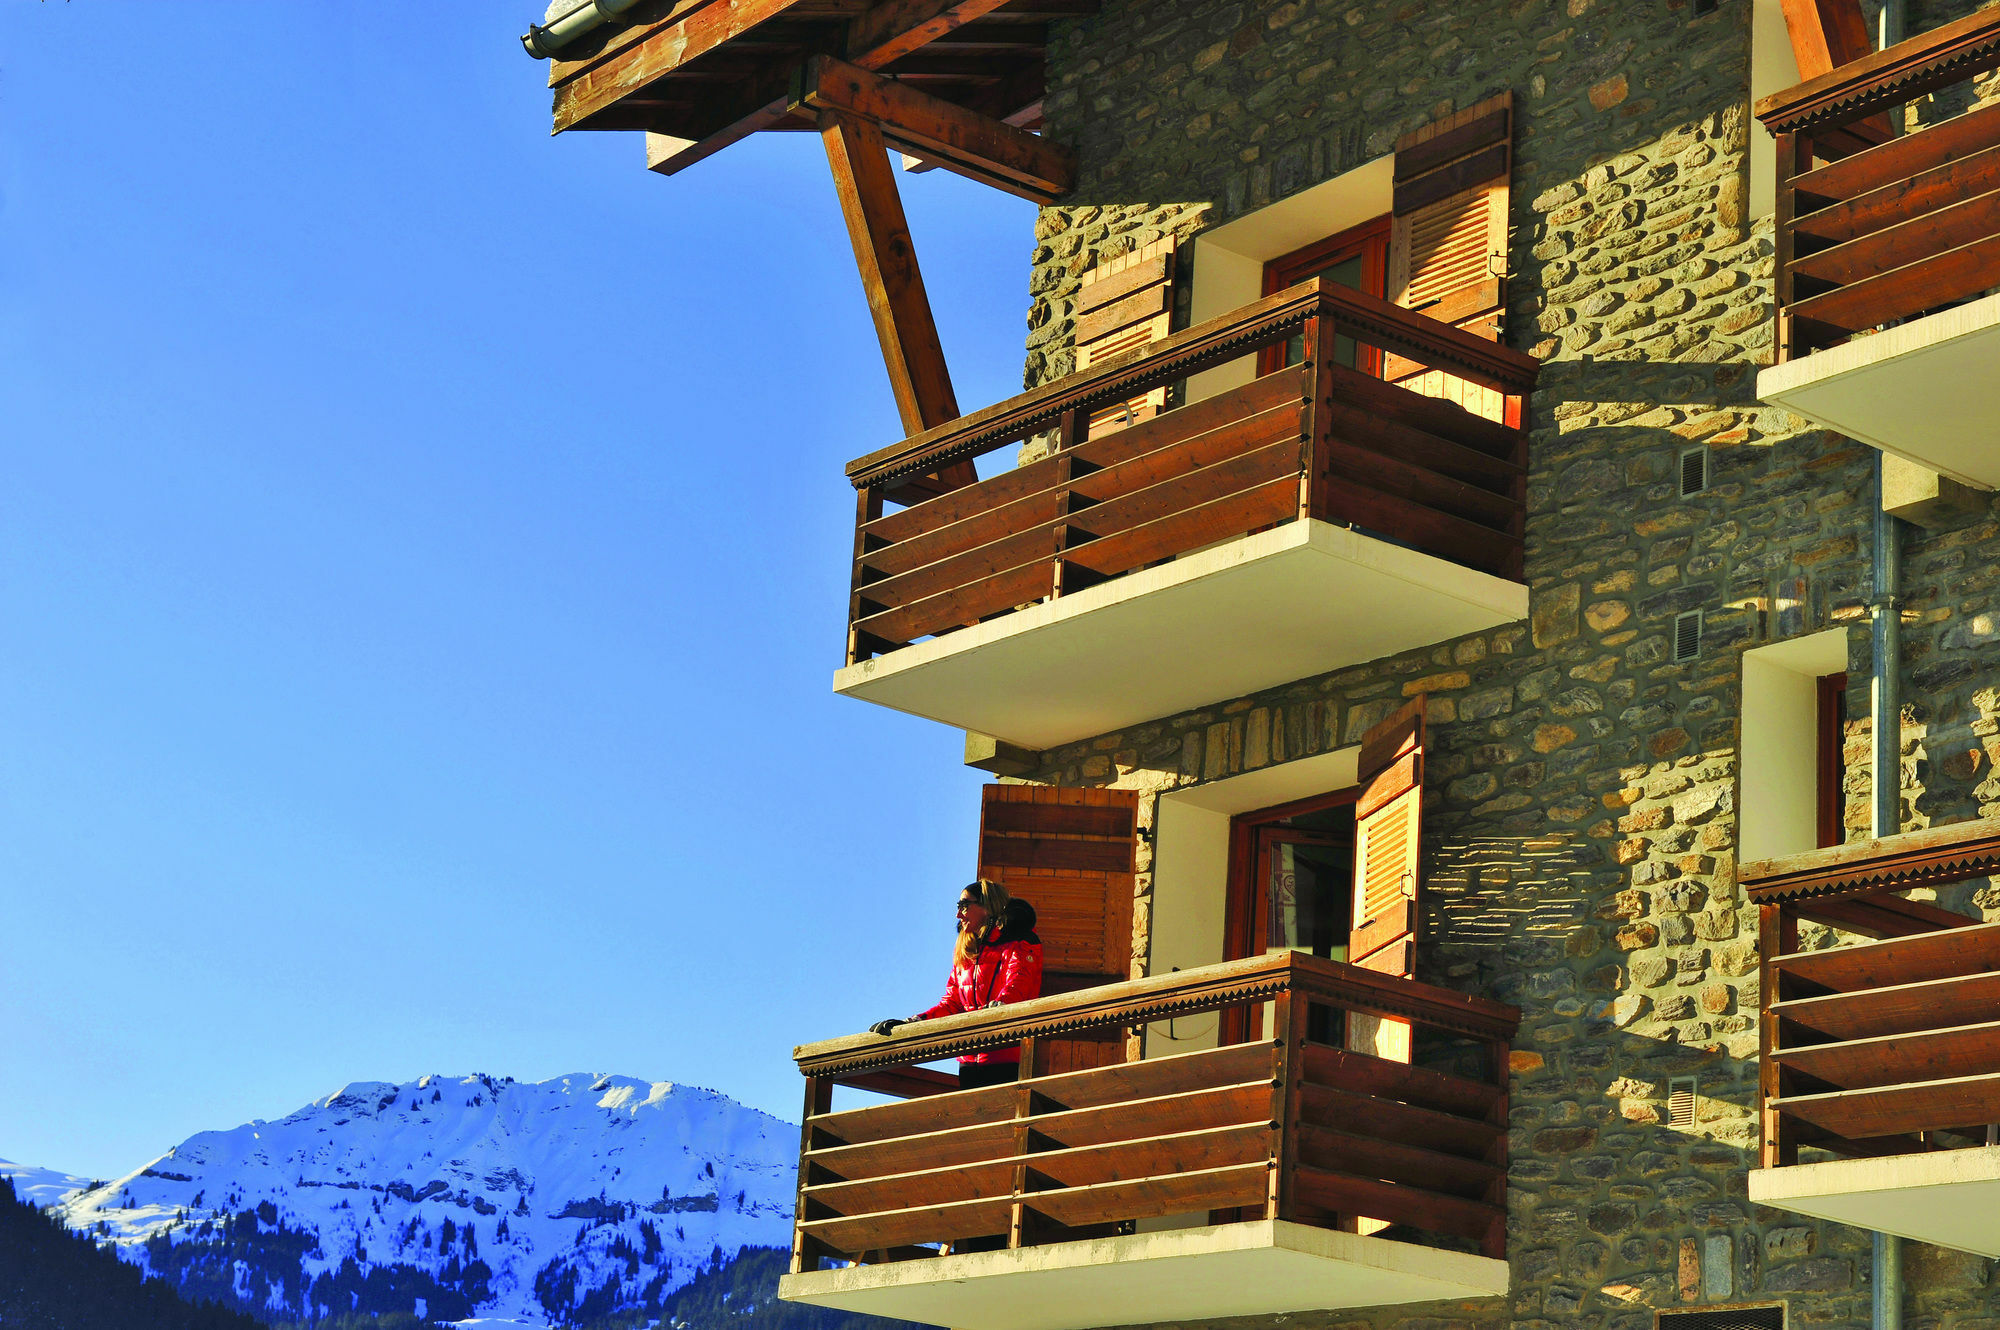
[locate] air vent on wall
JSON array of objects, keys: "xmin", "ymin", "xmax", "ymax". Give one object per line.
[
  {"xmin": 1668, "ymin": 1076, "xmax": 1698, "ymax": 1128},
  {"xmin": 1692, "ymin": 0, "xmax": 1719, "ymax": 15},
  {"xmin": 1658, "ymin": 1307, "xmax": 1782, "ymax": 1330},
  {"xmin": 1680, "ymin": 446, "xmax": 1709, "ymax": 497},
  {"xmin": 1673, "ymin": 610, "xmax": 1703, "ymax": 663}
]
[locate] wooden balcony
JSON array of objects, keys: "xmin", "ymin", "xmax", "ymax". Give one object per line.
[
  {"xmin": 778, "ymin": 952, "xmax": 1518, "ymax": 1330},
  {"xmin": 1746, "ymin": 817, "xmax": 2000, "ymax": 1256},
  {"xmin": 834, "ymin": 280, "xmax": 1538, "ymax": 750},
  {"xmin": 1756, "ymin": 8, "xmax": 2000, "ymax": 488}
]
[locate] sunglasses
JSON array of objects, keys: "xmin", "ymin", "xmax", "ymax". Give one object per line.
[{"xmin": 956, "ymin": 900, "xmax": 979, "ymax": 912}]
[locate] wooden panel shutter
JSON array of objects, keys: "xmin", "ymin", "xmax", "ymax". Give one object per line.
[
  {"xmin": 1073, "ymin": 238, "xmax": 1176, "ymax": 436},
  {"xmin": 977, "ymin": 784, "xmax": 1139, "ymax": 1073},
  {"xmin": 1389, "ymin": 93, "xmax": 1513, "ymax": 423},
  {"xmin": 1348, "ymin": 696, "xmax": 1425, "ymax": 1067}
]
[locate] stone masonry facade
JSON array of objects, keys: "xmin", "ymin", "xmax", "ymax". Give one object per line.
[{"xmin": 997, "ymin": 0, "xmax": 2000, "ymax": 1327}]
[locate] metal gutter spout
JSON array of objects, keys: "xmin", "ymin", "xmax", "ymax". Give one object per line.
[{"xmin": 521, "ymin": 0, "xmax": 648, "ymax": 60}]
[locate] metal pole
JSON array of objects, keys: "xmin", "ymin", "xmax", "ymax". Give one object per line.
[{"xmin": 1873, "ymin": 456, "xmax": 1902, "ymax": 840}]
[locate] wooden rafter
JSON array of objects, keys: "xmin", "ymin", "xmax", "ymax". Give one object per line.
[
  {"xmin": 1776, "ymin": 0, "xmax": 1894, "ymax": 148},
  {"xmin": 820, "ymin": 108, "xmax": 977, "ymax": 492},
  {"xmin": 798, "ymin": 55, "xmax": 1072, "ymax": 201},
  {"xmin": 848, "ymin": 0, "xmax": 1019, "ymax": 69}
]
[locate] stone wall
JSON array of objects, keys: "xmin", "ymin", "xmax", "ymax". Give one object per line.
[{"xmin": 999, "ymin": 0, "xmax": 2000, "ymax": 1326}]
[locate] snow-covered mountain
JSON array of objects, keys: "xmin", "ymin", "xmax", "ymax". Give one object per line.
[
  {"xmin": 50, "ymin": 1072, "xmax": 798, "ymax": 1327},
  {"xmin": 0, "ymin": 1157, "xmax": 91, "ymax": 1209}
]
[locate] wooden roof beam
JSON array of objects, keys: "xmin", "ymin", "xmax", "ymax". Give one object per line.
[
  {"xmin": 798, "ymin": 54, "xmax": 1071, "ymax": 201},
  {"xmin": 849, "ymin": 0, "xmax": 1023, "ymax": 70},
  {"xmin": 820, "ymin": 108, "xmax": 976, "ymax": 491}
]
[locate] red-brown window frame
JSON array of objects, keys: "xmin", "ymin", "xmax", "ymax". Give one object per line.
[
  {"xmin": 1219, "ymin": 786, "xmax": 1359, "ymax": 1044},
  {"xmin": 1817, "ymin": 672, "xmax": 1848, "ymax": 848},
  {"xmin": 1255, "ymin": 215, "xmax": 1391, "ymax": 376}
]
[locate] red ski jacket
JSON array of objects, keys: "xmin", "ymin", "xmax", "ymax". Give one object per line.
[{"xmin": 918, "ymin": 934, "xmax": 1043, "ymax": 1064}]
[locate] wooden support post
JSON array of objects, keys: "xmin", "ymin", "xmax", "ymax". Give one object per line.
[
  {"xmin": 1296, "ymin": 309, "xmax": 1340, "ymax": 524},
  {"xmin": 790, "ymin": 1076, "xmax": 835, "ymax": 1274},
  {"xmin": 1008, "ymin": 1037, "xmax": 1040, "ymax": 1250},
  {"xmin": 1760, "ymin": 904, "xmax": 1801, "ymax": 1168},
  {"xmin": 1774, "ymin": 132, "xmax": 1801, "ymax": 365},
  {"xmin": 819, "ymin": 107, "xmax": 977, "ymax": 491},
  {"xmin": 1266, "ymin": 989, "xmax": 1303, "ymax": 1223}
]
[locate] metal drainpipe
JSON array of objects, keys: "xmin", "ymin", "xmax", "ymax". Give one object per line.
[
  {"xmin": 1875, "ymin": 1231, "xmax": 1905, "ymax": 1330},
  {"xmin": 1870, "ymin": 453, "xmax": 1906, "ymax": 1330},
  {"xmin": 1873, "ymin": 458, "xmax": 1903, "ymax": 841},
  {"xmin": 521, "ymin": 0, "xmax": 647, "ymax": 59}
]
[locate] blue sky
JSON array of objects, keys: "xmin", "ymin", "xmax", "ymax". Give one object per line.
[{"xmin": 1, "ymin": 2, "xmax": 1038, "ymax": 1178}]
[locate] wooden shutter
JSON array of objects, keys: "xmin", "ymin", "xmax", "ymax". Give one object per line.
[
  {"xmin": 1348, "ymin": 696, "xmax": 1425, "ymax": 1069},
  {"xmin": 977, "ymin": 784, "xmax": 1139, "ymax": 1074},
  {"xmin": 1073, "ymin": 238, "xmax": 1176, "ymax": 436},
  {"xmin": 1389, "ymin": 93, "xmax": 1512, "ymax": 423}
]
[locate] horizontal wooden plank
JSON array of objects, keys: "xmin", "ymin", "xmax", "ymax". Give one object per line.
[
  {"xmin": 1032, "ymin": 1040, "xmax": 1278, "ymax": 1112},
  {"xmin": 1791, "ymin": 892, "xmax": 1981, "ymax": 940},
  {"xmin": 1077, "ymin": 254, "xmax": 1171, "ymax": 313},
  {"xmin": 1297, "ymin": 1044, "xmax": 1500, "ymax": 1120},
  {"xmin": 837, "ymin": 1066, "xmax": 962, "ymax": 1099},
  {"xmin": 1774, "ymin": 1019, "xmax": 2000, "ymax": 1091},
  {"xmin": 1076, "ymin": 282, "xmax": 1171, "ymax": 345},
  {"xmin": 1744, "ymin": 817, "xmax": 2000, "ymax": 902},
  {"xmin": 861, "ymin": 398, "xmax": 1301, "ymax": 582},
  {"xmin": 801, "ymin": 1193, "xmax": 1015, "ymax": 1253},
  {"xmin": 981, "ymin": 802, "xmax": 1136, "ymax": 839},
  {"xmin": 1394, "ymin": 108, "xmax": 1510, "ymax": 184},
  {"xmin": 1031, "ymin": 1081, "xmax": 1276, "ymax": 1150},
  {"xmin": 1292, "ymin": 1164, "xmax": 1503, "ymax": 1243},
  {"xmin": 1314, "ymin": 475, "xmax": 1520, "ymax": 577},
  {"xmin": 1294, "ymin": 1121, "xmax": 1501, "ymax": 1198},
  {"xmin": 862, "ymin": 368, "xmax": 1305, "ymax": 543},
  {"xmin": 1063, "ymin": 476, "xmax": 1299, "ymax": 579},
  {"xmin": 1320, "ymin": 397, "xmax": 1520, "ymax": 491},
  {"xmin": 1795, "ymin": 98, "xmax": 2000, "ymax": 204},
  {"xmin": 810, "ymin": 1120, "xmax": 1016, "ymax": 1185},
  {"xmin": 980, "ymin": 836, "xmax": 1134, "ymax": 874},
  {"xmin": 1319, "ymin": 361, "xmax": 1525, "ymax": 464},
  {"xmin": 1776, "ymin": 1071, "xmax": 2000, "ymax": 1140},
  {"xmin": 1394, "ymin": 144, "xmax": 1506, "ymax": 215},
  {"xmin": 1298, "ymin": 1082, "xmax": 1502, "ymax": 1160},
  {"xmin": 1320, "ymin": 437, "xmax": 1517, "ymax": 530},
  {"xmin": 1777, "ymin": 921, "xmax": 2000, "ymax": 992},
  {"xmin": 1792, "ymin": 186, "xmax": 2000, "ymax": 290},
  {"xmin": 551, "ymin": 0, "xmax": 800, "ymax": 133},
  {"xmin": 1790, "ymin": 227, "xmax": 2000, "ymax": 335},
  {"xmin": 1024, "ymin": 1161, "xmax": 1270, "ymax": 1229},
  {"xmin": 796, "ymin": 951, "xmax": 1520, "ymax": 1076},
  {"xmin": 813, "ymin": 1083, "xmax": 1026, "ymax": 1148},
  {"xmin": 808, "ymin": 1157, "xmax": 1016, "ymax": 1216},
  {"xmin": 854, "ymin": 560, "xmax": 1049, "ymax": 648},
  {"xmin": 1794, "ymin": 140, "xmax": 2000, "ymax": 247},
  {"xmin": 1773, "ymin": 968, "xmax": 2000, "ymax": 1042}
]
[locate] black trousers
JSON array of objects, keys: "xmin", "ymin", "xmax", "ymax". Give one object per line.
[{"xmin": 957, "ymin": 1060, "xmax": 1021, "ymax": 1090}]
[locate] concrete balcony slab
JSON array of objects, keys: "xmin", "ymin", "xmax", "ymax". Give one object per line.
[
  {"xmin": 1750, "ymin": 1148, "xmax": 2000, "ymax": 1257},
  {"xmin": 778, "ymin": 1219, "xmax": 1510, "ymax": 1330},
  {"xmin": 832, "ymin": 519, "xmax": 1528, "ymax": 751},
  {"xmin": 1757, "ymin": 292, "xmax": 2000, "ymax": 490}
]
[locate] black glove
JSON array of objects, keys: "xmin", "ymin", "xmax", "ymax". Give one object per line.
[{"xmin": 869, "ymin": 1018, "xmax": 907, "ymax": 1037}]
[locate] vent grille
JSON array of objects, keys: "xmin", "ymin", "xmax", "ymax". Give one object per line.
[
  {"xmin": 1673, "ymin": 610, "xmax": 1703, "ymax": 664},
  {"xmin": 1668, "ymin": 1076, "xmax": 1698, "ymax": 1128},
  {"xmin": 1680, "ymin": 446, "xmax": 1709, "ymax": 497},
  {"xmin": 1659, "ymin": 1308, "xmax": 1781, "ymax": 1330},
  {"xmin": 1404, "ymin": 188, "xmax": 1493, "ymax": 309}
]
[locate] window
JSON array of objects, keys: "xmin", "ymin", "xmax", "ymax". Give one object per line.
[
  {"xmin": 1220, "ymin": 789, "xmax": 1357, "ymax": 1045},
  {"xmin": 1257, "ymin": 216, "xmax": 1390, "ymax": 375}
]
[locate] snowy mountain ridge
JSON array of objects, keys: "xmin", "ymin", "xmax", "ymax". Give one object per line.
[{"xmin": 47, "ymin": 1072, "xmax": 799, "ymax": 1327}]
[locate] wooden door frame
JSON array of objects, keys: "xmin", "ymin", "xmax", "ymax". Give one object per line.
[
  {"xmin": 1256, "ymin": 215, "xmax": 1391, "ymax": 375},
  {"xmin": 1219, "ymin": 786, "xmax": 1358, "ymax": 1044}
]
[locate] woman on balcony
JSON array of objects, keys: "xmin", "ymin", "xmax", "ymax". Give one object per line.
[{"xmin": 870, "ymin": 882, "xmax": 1042, "ymax": 1089}]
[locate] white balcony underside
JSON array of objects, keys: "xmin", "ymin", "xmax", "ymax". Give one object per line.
[
  {"xmin": 1757, "ymin": 291, "xmax": 2000, "ymax": 490},
  {"xmin": 833, "ymin": 520, "xmax": 1528, "ymax": 751},
  {"xmin": 778, "ymin": 1220, "xmax": 1510, "ymax": 1330},
  {"xmin": 1750, "ymin": 1148, "xmax": 2000, "ymax": 1257}
]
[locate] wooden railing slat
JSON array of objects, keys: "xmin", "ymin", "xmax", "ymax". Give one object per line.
[
  {"xmin": 1773, "ymin": 1018, "xmax": 2000, "ymax": 1091},
  {"xmin": 1794, "ymin": 99, "xmax": 2000, "ymax": 205},
  {"xmin": 1788, "ymin": 229, "xmax": 2000, "ymax": 335},
  {"xmin": 1773, "ymin": 968, "xmax": 2000, "ymax": 1042},
  {"xmin": 1776, "ymin": 921, "xmax": 2000, "ymax": 992},
  {"xmin": 1291, "ymin": 1164, "xmax": 1506, "ymax": 1244},
  {"xmin": 1297, "ymin": 1082, "xmax": 1504, "ymax": 1160},
  {"xmin": 1775, "ymin": 1072, "xmax": 2000, "ymax": 1141},
  {"xmin": 1298, "ymin": 1043, "xmax": 1504, "ymax": 1119}
]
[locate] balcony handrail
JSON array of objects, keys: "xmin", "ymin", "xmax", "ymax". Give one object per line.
[
  {"xmin": 1755, "ymin": 4, "xmax": 2000, "ymax": 133},
  {"xmin": 845, "ymin": 277, "xmax": 1541, "ymax": 491},
  {"xmin": 793, "ymin": 950, "xmax": 1521, "ymax": 1079},
  {"xmin": 1743, "ymin": 815, "xmax": 2000, "ymax": 904}
]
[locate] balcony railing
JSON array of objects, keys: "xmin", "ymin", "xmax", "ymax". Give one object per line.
[
  {"xmin": 783, "ymin": 951, "xmax": 1518, "ymax": 1278},
  {"xmin": 840, "ymin": 279, "xmax": 1538, "ymax": 666},
  {"xmin": 1758, "ymin": 7, "xmax": 2000, "ymax": 362},
  {"xmin": 1748, "ymin": 818, "xmax": 2000, "ymax": 1166}
]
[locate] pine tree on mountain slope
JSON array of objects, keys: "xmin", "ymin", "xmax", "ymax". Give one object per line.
[
  {"xmin": 658, "ymin": 1247, "xmax": 919, "ymax": 1330},
  {"xmin": 0, "ymin": 1179, "xmax": 268, "ymax": 1330}
]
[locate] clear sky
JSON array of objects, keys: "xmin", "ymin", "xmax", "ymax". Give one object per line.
[{"xmin": 1, "ymin": 2, "xmax": 1038, "ymax": 1179}]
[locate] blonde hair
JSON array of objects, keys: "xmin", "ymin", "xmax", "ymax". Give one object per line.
[{"xmin": 953, "ymin": 879, "xmax": 1011, "ymax": 967}]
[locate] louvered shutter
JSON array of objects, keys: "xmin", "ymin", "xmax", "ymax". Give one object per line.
[
  {"xmin": 1388, "ymin": 94, "xmax": 1513, "ymax": 424},
  {"xmin": 977, "ymin": 785, "xmax": 1139, "ymax": 1074},
  {"xmin": 1073, "ymin": 239, "xmax": 1176, "ymax": 436},
  {"xmin": 1348, "ymin": 696, "xmax": 1425, "ymax": 1065}
]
